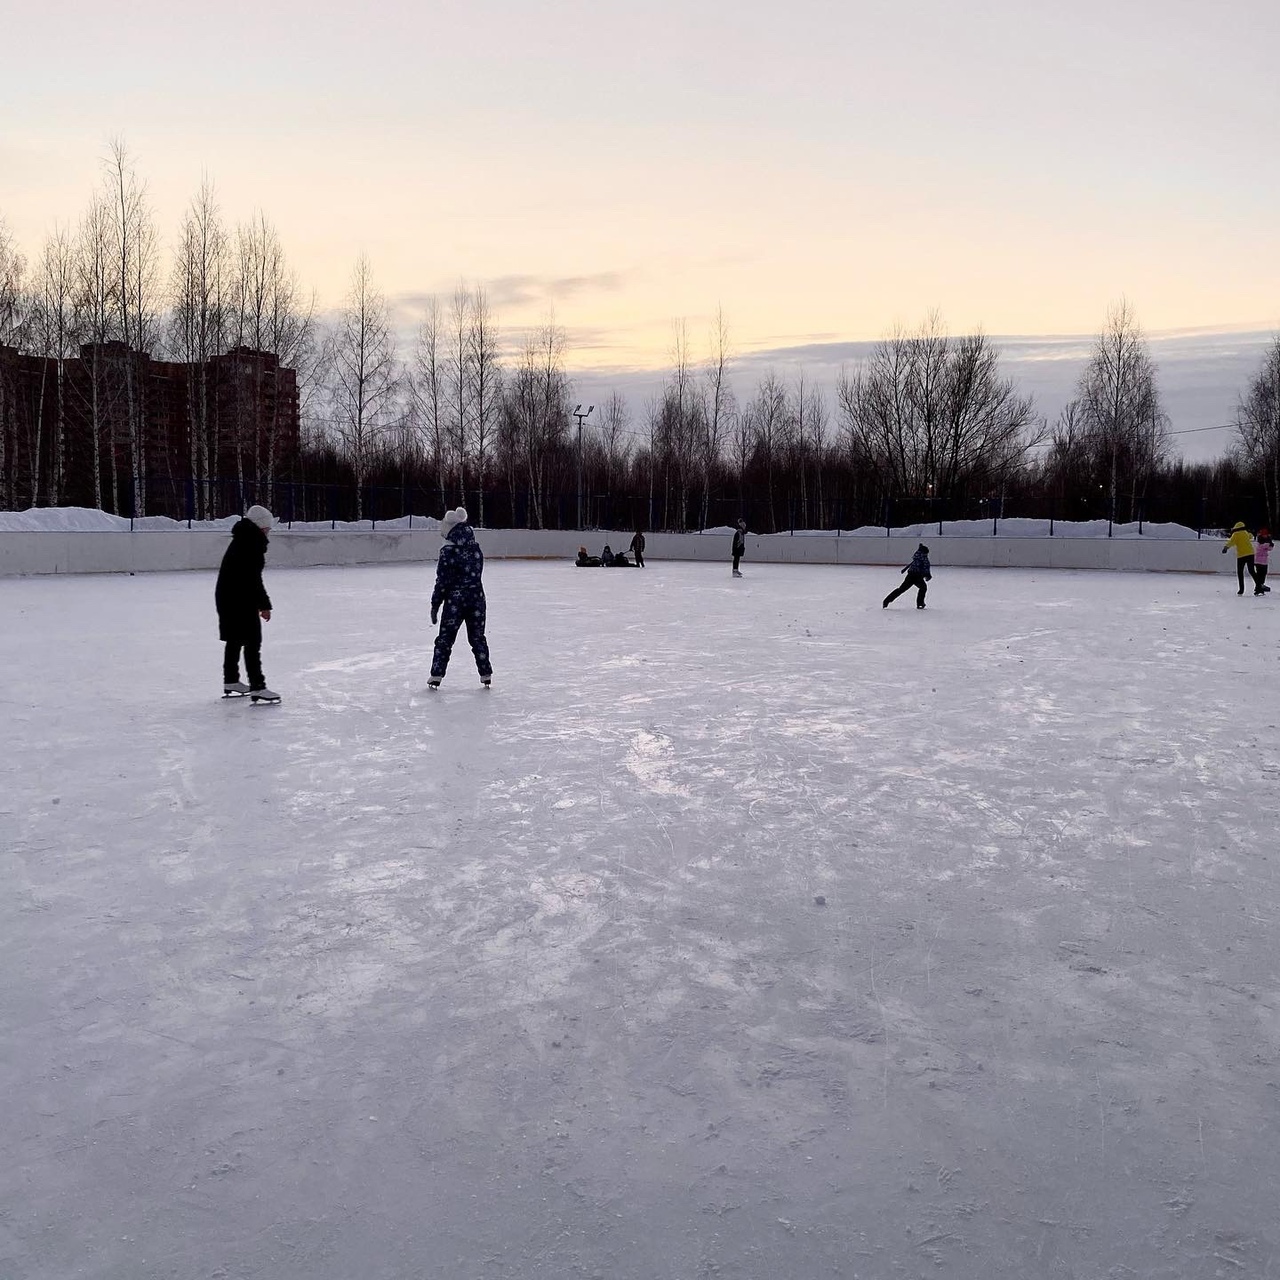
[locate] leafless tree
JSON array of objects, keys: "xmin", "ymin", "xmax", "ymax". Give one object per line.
[
  {"xmin": 73, "ymin": 195, "xmax": 121, "ymax": 510},
  {"xmin": 700, "ymin": 306, "xmax": 734, "ymax": 529},
  {"xmin": 468, "ymin": 287, "xmax": 501, "ymax": 526},
  {"xmin": 748, "ymin": 372, "xmax": 790, "ymax": 531},
  {"xmin": 229, "ymin": 212, "xmax": 316, "ymax": 500},
  {"xmin": 1078, "ymin": 300, "xmax": 1168, "ymax": 523},
  {"xmin": 0, "ymin": 215, "xmax": 32, "ymax": 508},
  {"xmin": 1236, "ymin": 335, "xmax": 1280, "ymax": 522},
  {"xmin": 324, "ymin": 255, "xmax": 401, "ymax": 520},
  {"xmin": 837, "ymin": 316, "xmax": 1038, "ymax": 510},
  {"xmin": 169, "ymin": 180, "xmax": 229, "ymax": 517},
  {"xmin": 447, "ymin": 285, "xmax": 471, "ymax": 504},
  {"xmin": 105, "ymin": 139, "xmax": 161, "ymax": 514},
  {"xmin": 411, "ymin": 296, "xmax": 449, "ymax": 512},
  {"xmin": 599, "ymin": 390, "xmax": 631, "ymax": 498},
  {"xmin": 499, "ymin": 320, "xmax": 570, "ymax": 529},
  {"xmin": 29, "ymin": 226, "xmax": 81, "ymax": 506}
]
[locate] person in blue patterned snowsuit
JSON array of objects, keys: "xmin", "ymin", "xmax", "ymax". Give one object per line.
[
  {"xmin": 429, "ymin": 508, "xmax": 493, "ymax": 687},
  {"xmin": 882, "ymin": 543, "xmax": 932, "ymax": 609}
]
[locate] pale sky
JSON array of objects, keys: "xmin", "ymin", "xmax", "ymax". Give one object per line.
[{"xmin": 2, "ymin": 0, "xmax": 1277, "ymax": 452}]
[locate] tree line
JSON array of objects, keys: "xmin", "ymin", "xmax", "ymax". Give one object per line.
[{"xmin": 2, "ymin": 145, "xmax": 1278, "ymax": 531}]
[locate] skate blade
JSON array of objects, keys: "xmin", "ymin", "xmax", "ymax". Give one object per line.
[{"xmin": 222, "ymin": 692, "xmax": 249, "ymax": 699}]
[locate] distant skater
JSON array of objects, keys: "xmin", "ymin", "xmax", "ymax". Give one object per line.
[
  {"xmin": 731, "ymin": 519, "xmax": 746, "ymax": 578},
  {"xmin": 883, "ymin": 543, "xmax": 932, "ymax": 610},
  {"xmin": 1222, "ymin": 522, "xmax": 1257, "ymax": 595},
  {"xmin": 630, "ymin": 529, "xmax": 646, "ymax": 568},
  {"xmin": 430, "ymin": 507, "xmax": 492, "ymax": 689},
  {"xmin": 1254, "ymin": 527, "xmax": 1272, "ymax": 595},
  {"xmin": 216, "ymin": 505, "xmax": 280, "ymax": 702}
]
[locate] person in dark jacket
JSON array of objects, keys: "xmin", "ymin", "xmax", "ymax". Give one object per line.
[
  {"xmin": 630, "ymin": 529, "xmax": 646, "ymax": 568},
  {"xmin": 216, "ymin": 505, "xmax": 279, "ymax": 698},
  {"xmin": 731, "ymin": 519, "xmax": 746, "ymax": 578},
  {"xmin": 883, "ymin": 543, "xmax": 932, "ymax": 609},
  {"xmin": 430, "ymin": 507, "xmax": 492, "ymax": 688}
]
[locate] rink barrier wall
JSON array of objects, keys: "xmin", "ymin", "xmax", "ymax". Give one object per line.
[{"xmin": 0, "ymin": 526, "xmax": 1232, "ymax": 578}]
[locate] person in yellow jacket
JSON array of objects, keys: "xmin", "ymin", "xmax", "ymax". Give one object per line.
[{"xmin": 1221, "ymin": 521, "xmax": 1258, "ymax": 595}]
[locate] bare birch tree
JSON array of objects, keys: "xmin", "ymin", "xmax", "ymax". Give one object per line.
[
  {"xmin": 412, "ymin": 296, "xmax": 449, "ymax": 512},
  {"xmin": 31, "ymin": 226, "xmax": 81, "ymax": 507},
  {"xmin": 1236, "ymin": 336, "xmax": 1280, "ymax": 522},
  {"xmin": 0, "ymin": 215, "xmax": 31, "ymax": 508},
  {"xmin": 325, "ymin": 255, "xmax": 401, "ymax": 520},
  {"xmin": 468, "ymin": 287, "xmax": 501, "ymax": 526},
  {"xmin": 74, "ymin": 195, "xmax": 121, "ymax": 510},
  {"xmin": 1078, "ymin": 301, "xmax": 1168, "ymax": 523},
  {"xmin": 169, "ymin": 180, "xmax": 229, "ymax": 517},
  {"xmin": 105, "ymin": 139, "xmax": 160, "ymax": 514}
]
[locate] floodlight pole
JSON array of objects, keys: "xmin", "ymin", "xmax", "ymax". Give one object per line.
[{"xmin": 573, "ymin": 404, "xmax": 594, "ymax": 529}]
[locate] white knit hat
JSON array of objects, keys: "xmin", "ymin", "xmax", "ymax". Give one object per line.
[
  {"xmin": 245, "ymin": 504, "xmax": 274, "ymax": 531},
  {"xmin": 439, "ymin": 507, "xmax": 468, "ymax": 536}
]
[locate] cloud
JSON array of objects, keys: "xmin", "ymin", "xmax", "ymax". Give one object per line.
[{"xmin": 391, "ymin": 271, "xmax": 631, "ymax": 316}]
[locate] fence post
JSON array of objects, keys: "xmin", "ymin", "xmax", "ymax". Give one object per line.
[
  {"xmin": 884, "ymin": 498, "xmax": 891, "ymax": 537},
  {"xmin": 185, "ymin": 477, "xmax": 193, "ymax": 529}
]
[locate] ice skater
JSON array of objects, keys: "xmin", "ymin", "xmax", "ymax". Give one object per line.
[
  {"xmin": 1254, "ymin": 527, "xmax": 1272, "ymax": 595},
  {"xmin": 731, "ymin": 518, "xmax": 747, "ymax": 578},
  {"xmin": 216, "ymin": 504, "xmax": 280, "ymax": 702},
  {"xmin": 429, "ymin": 507, "xmax": 492, "ymax": 689},
  {"xmin": 630, "ymin": 528, "xmax": 646, "ymax": 567},
  {"xmin": 883, "ymin": 543, "xmax": 932, "ymax": 610},
  {"xmin": 1222, "ymin": 521, "xmax": 1258, "ymax": 595}
]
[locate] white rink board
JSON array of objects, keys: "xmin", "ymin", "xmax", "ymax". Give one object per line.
[
  {"xmin": 3, "ymin": 559, "xmax": 1278, "ymax": 1278},
  {"xmin": 0, "ymin": 524, "xmax": 1231, "ymax": 576}
]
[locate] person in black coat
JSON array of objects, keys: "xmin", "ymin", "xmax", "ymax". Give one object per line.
[
  {"xmin": 883, "ymin": 543, "xmax": 932, "ymax": 609},
  {"xmin": 629, "ymin": 529, "xmax": 646, "ymax": 567},
  {"xmin": 731, "ymin": 519, "xmax": 746, "ymax": 577},
  {"xmin": 216, "ymin": 505, "xmax": 277, "ymax": 696},
  {"xmin": 430, "ymin": 508, "xmax": 493, "ymax": 688}
]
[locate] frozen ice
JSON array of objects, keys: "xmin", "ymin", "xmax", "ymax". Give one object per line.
[{"xmin": 2, "ymin": 559, "xmax": 1277, "ymax": 1278}]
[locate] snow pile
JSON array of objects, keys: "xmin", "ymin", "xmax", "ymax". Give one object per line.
[
  {"xmin": 0, "ymin": 507, "xmax": 1211, "ymax": 539},
  {"xmin": 0, "ymin": 507, "xmax": 442, "ymax": 533}
]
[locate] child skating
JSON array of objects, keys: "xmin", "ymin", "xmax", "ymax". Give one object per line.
[
  {"xmin": 1221, "ymin": 521, "xmax": 1258, "ymax": 595},
  {"xmin": 429, "ymin": 507, "xmax": 493, "ymax": 689},
  {"xmin": 883, "ymin": 543, "xmax": 932, "ymax": 609},
  {"xmin": 1254, "ymin": 527, "xmax": 1272, "ymax": 595},
  {"xmin": 731, "ymin": 519, "xmax": 746, "ymax": 578},
  {"xmin": 215, "ymin": 505, "xmax": 280, "ymax": 702}
]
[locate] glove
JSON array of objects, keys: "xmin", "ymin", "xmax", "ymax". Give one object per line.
[{"xmin": 431, "ymin": 606, "xmax": 439, "ymax": 625}]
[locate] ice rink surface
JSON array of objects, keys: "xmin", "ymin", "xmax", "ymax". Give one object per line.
[{"xmin": 3, "ymin": 557, "xmax": 1278, "ymax": 1280}]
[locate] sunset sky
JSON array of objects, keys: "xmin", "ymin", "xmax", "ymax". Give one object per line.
[{"xmin": 3, "ymin": 0, "xmax": 1277, "ymax": 454}]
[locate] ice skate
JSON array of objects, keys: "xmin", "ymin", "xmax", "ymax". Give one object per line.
[
  {"xmin": 917, "ymin": 601, "xmax": 926, "ymax": 609},
  {"xmin": 732, "ymin": 570, "xmax": 743, "ymax": 578},
  {"xmin": 428, "ymin": 677, "xmax": 442, "ymax": 690},
  {"xmin": 480, "ymin": 676, "xmax": 492, "ymax": 688},
  {"xmin": 248, "ymin": 686, "xmax": 281, "ymax": 704},
  {"xmin": 223, "ymin": 681, "xmax": 250, "ymax": 698}
]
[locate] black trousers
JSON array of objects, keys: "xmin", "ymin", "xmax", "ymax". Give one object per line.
[
  {"xmin": 732, "ymin": 553, "xmax": 742, "ymax": 573},
  {"xmin": 224, "ymin": 640, "xmax": 264, "ymax": 688},
  {"xmin": 885, "ymin": 572, "xmax": 928, "ymax": 606},
  {"xmin": 1255, "ymin": 563, "xmax": 1269, "ymax": 593},
  {"xmin": 1236, "ymin": 555, "xmax": 1257, "ymax": 593},
  {"xmin": 432, "ymin": 599, "xmax": 492, "ymax": 679},
  {"xmin": 633, "ymin": 549, "xmax": 645, "ymax": 567}
]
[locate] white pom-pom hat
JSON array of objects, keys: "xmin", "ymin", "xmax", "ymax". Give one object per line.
[
  {"xmin": 245, "ymin": 504, "xmax": 274, "ymax": 531},
  {"xmin": 440, "ymin": 507, "xmax": 468, "ymax": 536}
]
